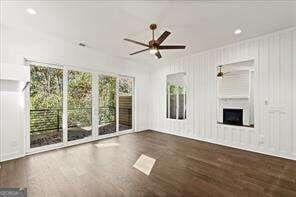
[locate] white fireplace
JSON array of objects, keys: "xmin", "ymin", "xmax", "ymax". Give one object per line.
[
  {"xmin": 216, "ymin": 60, "xmax": 254, "ymax": 127},
  {"xmin": 218, "ymin": 98, "xmax": 250, "ymax": 126}
]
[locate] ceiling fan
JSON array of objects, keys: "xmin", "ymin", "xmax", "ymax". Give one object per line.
[
  {"xmin": 217, "ymin": 65, "xmax": 240, "ymax": 78},
  {"xmin": 124, "ymin": 24, "xmax": 186, "ymax": 59},
  {"xmin": 217, "ymin": 65, "xmax": 232, "ymax": 78}
]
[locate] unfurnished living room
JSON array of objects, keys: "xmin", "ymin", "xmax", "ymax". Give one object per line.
[{"xmin": 0, "ymin": 1, "xmax": 296, "ymax": 197}]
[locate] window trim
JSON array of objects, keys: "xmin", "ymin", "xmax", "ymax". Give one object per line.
[{"xmin": 166, "ymin": 73, "xmax": 187, "ymax": 120}]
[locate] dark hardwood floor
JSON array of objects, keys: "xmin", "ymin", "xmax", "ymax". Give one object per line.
[{"xmin": 1, "ymin": 130, "xmax": 296, "ymax": 197}]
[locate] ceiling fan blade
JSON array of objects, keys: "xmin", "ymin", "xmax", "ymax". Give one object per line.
[
  {"xmin": 221, "ymin": 71, "xmax": 230, "ymax": 75},
  {"xmin": 157, "ymin": 31, "xmax": 171, "ymax": 44},
  {"xmin": 124, "ymin": 38, "xmax": 149, "ymax": 47},
  {"xmin": 155, "ymin": 51, "xmax": 162, "ymax": 59},
  {"xmin": 159, "ymin": 45, "xmax": 186, "ymax": 50},
  {"xmin": 129, "ymin": 48, "xmax": 149, "ymax": 55}
]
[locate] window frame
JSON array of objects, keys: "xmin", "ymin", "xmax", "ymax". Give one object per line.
[
  {"xmin": 25, "ymin": 59, "xmax": 135, "ymax": 154},
  {"xmin": 166, "ymin": 73, "xmax": 187, "ymax": 120}
]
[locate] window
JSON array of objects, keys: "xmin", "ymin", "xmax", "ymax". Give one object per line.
[
  {"xmin": 29, "ymin": 64, "xmax": 63, "ymax": 148},
  {"xmin": 118, "ymin": 77, "xmax": 133, "ymax": 131},
  {"xmin": 28, "ymin": 60, "xmax": 135, "ymax": 150},
  {"xmin": 98, "ymin": 75, "xmax": 134, "ymax": 134},
  {"xmin": 98, "ymin": 75, "xmax": 116, "ymax": 135},
  {"xmin": 67, "ymin": 70, "xmax": 92, "ymax": 141},
  {"xmin": 166, "ymin": 73, "xmax": 186, "ymax": 120}
]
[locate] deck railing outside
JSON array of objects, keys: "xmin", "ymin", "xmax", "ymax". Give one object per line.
[
  {"xmin": 30, "ymin": 106, "xmax": 132, "ymax": 134},
  {"xmin": 30, "ymin": 96, "xmax": 132, "ymax": 148},
  {"xmin": 30, "ymin": 107, "xmax": 118, "ymax": 134}
]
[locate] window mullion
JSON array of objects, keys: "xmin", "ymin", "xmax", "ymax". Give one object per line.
[
  {"xmin": 92, "ymin": 74, "xmax": 98, "ymax": 137},
  {"xmin": 176, "ymin": 87, "xmax": 179, "ymax": 120},
  {"xmin": 116, "ymin": 77, "xmax": 119, "ymax": 132},
  {"xmin": 62, "ymin": 68, "xmax": 68, "ymax": 143},
  {"xmin": 167, "ymin": 85, "xmax": 170, "ymax": 118}
]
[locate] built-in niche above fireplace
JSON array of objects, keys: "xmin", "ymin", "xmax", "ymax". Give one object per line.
[{"xmin": 216, "ymin": 60, "xmax": 254, "ymax": 128}]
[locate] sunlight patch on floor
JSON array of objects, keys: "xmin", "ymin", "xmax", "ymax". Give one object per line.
[
  {"xmin": 133, "ymin": 154, "xmax": 156, "ymax": 176},
  {"xmin": 94, "ymin": 142, "xmax": 119, "ymax": 148}
]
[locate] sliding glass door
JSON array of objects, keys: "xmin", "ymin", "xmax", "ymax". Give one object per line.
[
  {"xmin": 29, "ymin": 64, "xmax": 63, "ymax": 148},
  {"xmin": 98, "ymin": 75, "xmax": 116, "ymax": 135},
  {"xmin": 118, "ymin": 77, "xmax": 133, "ymax": 131},
  {"xmin": 28, "ymin": 61, "xmax": 134, "ymax": 150},
  {"xmin": 67, "ymin": 70, "xmax": 92, "ymax": 141}
]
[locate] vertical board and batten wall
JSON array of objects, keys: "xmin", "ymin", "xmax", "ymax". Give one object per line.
[{"xmin": 149, "ymin": 27, "xmax": 296, "ymax": 160}]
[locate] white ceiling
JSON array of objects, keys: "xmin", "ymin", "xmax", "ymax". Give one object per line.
[{"xmin": 2, "ymin": 1, "xmax": 296, "ymax": 62}]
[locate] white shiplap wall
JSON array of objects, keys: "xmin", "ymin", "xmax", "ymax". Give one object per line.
[{"xmin": 149, "ymin": 27, "xmax": 296, "ymax": 160}]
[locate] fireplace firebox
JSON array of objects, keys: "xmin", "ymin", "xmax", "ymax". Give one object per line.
[{"xmin": 223, "ymin": 108, "xmax": 243, "ymax": 126}]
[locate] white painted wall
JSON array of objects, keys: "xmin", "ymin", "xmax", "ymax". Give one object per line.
[
  {"xmin": 0, "ymin": 24, "xmax": 150, "ymax": 161},
  {"xmin": 0, "ymin": 80, "xmax": 25, "ymax": 161},
  {"xmin": 1, "ymin": 23, "xmax": 295, "ymax": 162},
  {"xmin": 149, "ymin": 27, "xmax": 296, "ymax": 160}
]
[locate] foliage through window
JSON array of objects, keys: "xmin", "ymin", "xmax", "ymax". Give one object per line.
[
  {"xmin": 30, "ymin": 65, "xmax": 63, "ymax": 148},
  {"xmin": 67, "ymin": 70, "xmax": 92, "ymax": 141},
  {"xmin": 98, "ymin": 75, "xmax": 116, "ymax": 135},
  {"xmin": 119, "ymin": 77, "xmax": 132, "ymax": 95},
  {"xmin": 29, "ymin": 61, "xmax": 134, "ymax": 149},
  {"xmin": 166, "ymin": 73, "xmax": 186, "ymax": 120}
]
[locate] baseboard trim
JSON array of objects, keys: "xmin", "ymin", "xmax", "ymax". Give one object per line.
[
  {"xmin": 2, "ymin": 129, "xmax": 294, "ymax": 162},
  {"xmin": 1, "ymin": 151, "xmax": 24, "ymax": 162},
  {"xmin": 152, "ymin": 129, "xmax": 296, "ymax": 161},
  {"xmin": 1, "ymin": 129, "xmax": 136, "ymax": 162}
]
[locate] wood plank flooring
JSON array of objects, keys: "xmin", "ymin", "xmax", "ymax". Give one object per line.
[{"xmin": 1, "ymin": 130, "xmax": 296, "ymax": 197}]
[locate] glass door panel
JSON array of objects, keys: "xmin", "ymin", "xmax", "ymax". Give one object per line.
[
  {"xmin": 178, "ymin": 86, "xmax": 186, "ymax": 119},
  {"xmin": 30, "ymin": 64, "xmax": 63, "ymax": 148},
  {"xmin": 67, "ymin": 70, "xmax": 92, "ymax": 141},
  {"xmin": 118, "ymin": 77, "xmax": 133, "ymax": 131},
  {"xmin": 98, "ymin": 75, "xmax": 116, "ymax": 135},
  {"xmin": 169, "ymin": 85, "xmax": 177, "ymax": 119}
]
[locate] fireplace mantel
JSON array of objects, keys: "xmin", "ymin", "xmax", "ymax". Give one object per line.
[{"xmin": 217, "ymin": 122, "xmax": 254, "ymax": 128}]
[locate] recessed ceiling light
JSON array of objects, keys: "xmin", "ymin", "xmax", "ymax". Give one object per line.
[
  {"xmin": 234, "ymin": 28, "xmax": 242, "ymax": 35},
  {"xmin": 26, "ymin": 8, "xmax": 37, "ymax": 15}
]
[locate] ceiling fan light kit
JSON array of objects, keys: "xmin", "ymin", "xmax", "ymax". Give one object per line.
[
  {"xmin": 149, "ymin": 46, "xmax": 158, "ymax": 54},
  {"xmin": 124, "ymin": 23, "xmax": 186, "ymax": 59}
]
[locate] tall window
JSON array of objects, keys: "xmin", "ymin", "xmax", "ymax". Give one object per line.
[
  {"xmin": 98, "ymin": 75, "xmax": 116, "ymax": 135},
  {"xmin": 118, "ymin": 77, "xmax": 133, "ymax": 131},
  {"xmin": 166, "ymin": 73, "xmax": 186, "ymax": 120},
  {"xmin": 67, "ymin": 70, "xmax": 92, "ymax": 141},
  {"xmin": 30, "ymin": 64, "xmax": 63, "ymax": 148}
]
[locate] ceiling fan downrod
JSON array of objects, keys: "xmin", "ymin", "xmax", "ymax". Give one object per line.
[{"xmin": 150, "ymin": 23, "xmax": 157, "ymax": 41}]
